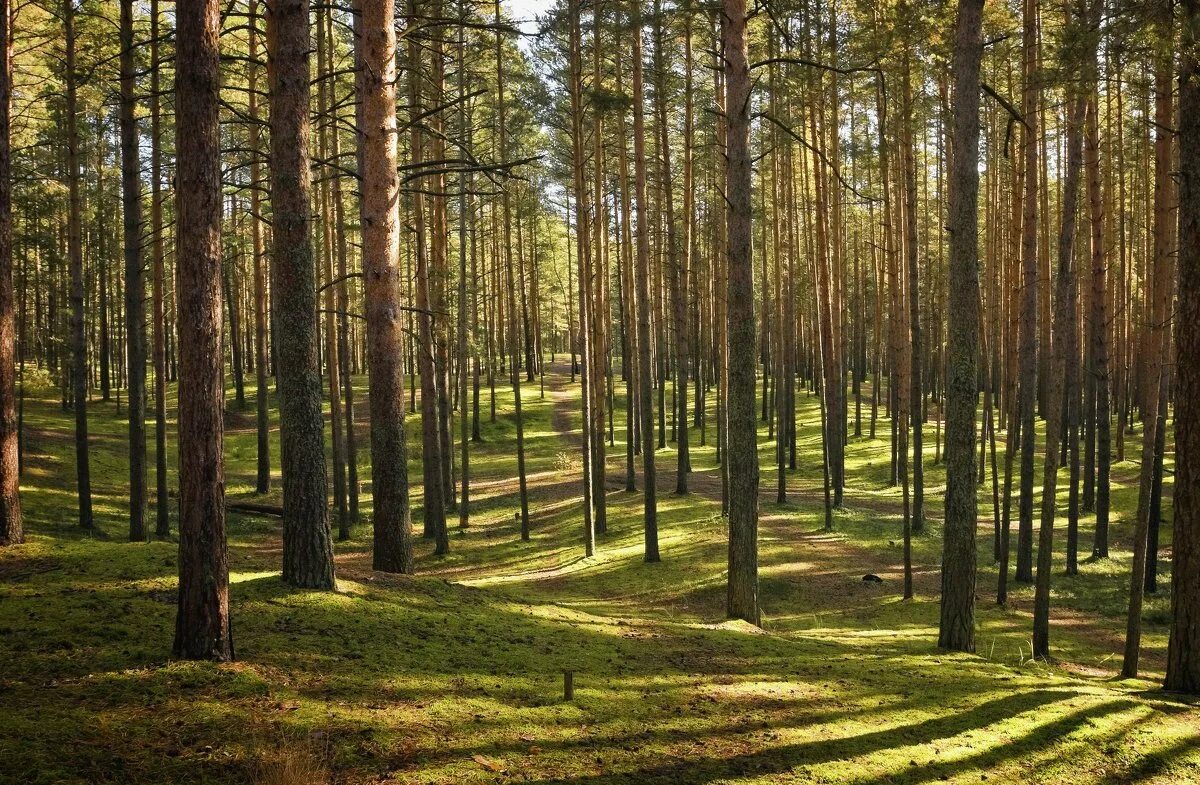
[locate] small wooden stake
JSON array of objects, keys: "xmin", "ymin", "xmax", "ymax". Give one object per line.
[{"xmin": 563, "ymin": 670, "xmax": 574, "ymax": 701}]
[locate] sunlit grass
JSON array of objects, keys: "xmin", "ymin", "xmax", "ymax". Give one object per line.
[{"xmin": 0, "ymin": 365, "xmax": 1193, "ymax": 784}]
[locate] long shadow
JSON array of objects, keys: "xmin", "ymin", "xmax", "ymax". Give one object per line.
[{"xmin": 504, "ymin": 690, "xmax": 1079, "ymax": 785}]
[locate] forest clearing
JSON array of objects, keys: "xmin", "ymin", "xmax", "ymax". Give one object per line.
[{"xmin": 0, "ymin": 0, "xmax": 1199, "ymax": 781}]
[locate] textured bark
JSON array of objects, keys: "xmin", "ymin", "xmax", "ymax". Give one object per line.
[
  {"xmin": 150, "ymin": 0, "xmax": 170, "ymax": 537},
  {"xmin": 173, "ymin": 0, "xmax": 232, "ymax": 661},
  {"xmin": 1167, "ymin": 0, "xmax": 1200, "ymax": 693},
  {"xmin": 359, "ymin": 0, "xmax": 412, "ymax": 574},
  {"xmin": 64, "ymin": 0, "xmax": 92, "ymax": 530},
  {"xmin": 120, "ymin": 0, "xmax": 147, "ymax": 542},
  {"xmin": 938, "ymin": 0, "xmax": 983, "ymax": 653},
  {"xmin": 266, "ymin": 0, "xmax": 335, "ymax": 589},
  {"xmin": 723, "ymin": 0, "xmax": 758, "ymax": 625},
  {"xmin": 0, "ymin": 0, "xmax": 20, "ymax": 546},
  {"xmin": 632, "ymin": 0, "xmax": 657, "ymax": 561}
]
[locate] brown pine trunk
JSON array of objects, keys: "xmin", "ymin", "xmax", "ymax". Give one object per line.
[
  {"xmin": 359, "ymin": 0, "xmax": 412, "ymax": 574},
  {"xmin": 64, "ymin": 0, "xmax": 92, "ymax": 531},
  {"xmin": 939, "ymin": 0, "xmax": 984, "ymax": 653},
  {"xmin": 632, "ymin": 0, "xmax": 657, "ymax": 559},
  {"xmin": 150, "ymin": 0, "xmax": 170, "ymax": 536},
  {"xmin": 120, "ymin": 0, "xmax": 146, "ymax": 541},
  {"xmin": 266, "ymin": 0, "xmax": 335, "ymax": 589},
  {"xmin": 723, "ymin": 0, "xmax": 758, "ymax": 624},
  {"xmin": 249, "ymin": 0, "xmax": 270, "ymax": 496},
  {"xmin": 1167, "ymin": 0, "xmax": 1200, "ymax": 693},
  {"xmin": 1015, "ymin": 0, "xmax": 1039, "ymax": 584},
  {"xmin": 0, "ymin": 0, "xmax": 20, "ymax": 546},
  {"xmin": 173, "ymin": 0, "xmax": 232, "ymax": 661}
]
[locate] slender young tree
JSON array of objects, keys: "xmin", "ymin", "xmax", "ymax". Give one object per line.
[
  {"xmin": 150, "ymin": 0, "xmax": 170, "ymax": 537},
  {"xmin": 64, "ymin": 0, "xmax": 92, "ymax": 531},
  {"xmin": 632, "ymin": 0, "xmax": 658, "ymax": 561},
  {"xmin": 1014, "ymin": 0, "xmax": 1039, "ymax": 585},
  {"xmin": 249, "ymin": 0, "xmax": 270, "ymax": 495},
  {"xmin": 173, "ymin": 0, "xmax": 233, "ymax": 661},
  {"xmin": 723, "ymin": 0, "xmax": 758, "ymax": 625},
  {"xmin": 266, "ymin": 0, "xmax": 335, "ymax": 589},
  {"xmin": 120, "ymin": 0, "xmax": 147, "ymax": 542},
  {"xmin": 938, "ymin": 0, "xmax": 984, "ymax": 653}
]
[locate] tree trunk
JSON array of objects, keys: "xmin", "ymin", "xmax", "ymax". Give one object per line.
[
  {"xmin": 249, "ymin": 0, "xmax": 270, "ymax": 496},
  {"xmin": 266, "ymin": 0, "xmax": 335, "ymax": 589},
  {"xmin": 0, "ymin": 0, "xmax": 20, "ymax": 546},
  {"xmin": 1015, "ymin": 0, "xmax": 1039, "ymax": 584},
  {"xmin": 359, "ymin": 0, "xmax": 412, "ymax": 573},
  {"xmin": 120, "ymin": 0, "xmax": 146, "ymax": 541},
  {"xmin": 632, "ymin": 0, "xmax": 657, "ymax": 560},
  {"xmin": 150, "ymin": 0, "xmax": 170, "ymax": 536},
  {"xmin": 173, "ymin": 0, "xmax": 233, "ymax": 661},
  {"xmin": 938, "ymin": 0, "xmax": 984, "ymax": 654},
  {"xmin": 64, "ymin": 0, "xmax": 92, "ymax": 531},
  {"xmin": 1167, "ymin": 0, "xmax": 1200, "ymax": 693},
  {"xmin": 723, "ymin": 0, "xmax": 758, "ymax": 624}
]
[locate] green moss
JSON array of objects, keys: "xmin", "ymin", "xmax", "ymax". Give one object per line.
[{"xmin": 1, "ymin": 372, "xmax": 1194, "ymax": 784}]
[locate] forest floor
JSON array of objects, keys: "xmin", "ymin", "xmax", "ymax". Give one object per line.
[{"xmin": 1, "ymin": 363, "xmax": 1197, "ymax": 785}]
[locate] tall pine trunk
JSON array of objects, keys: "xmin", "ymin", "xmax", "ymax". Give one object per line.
[
  {"xmin": 723, "ymin": 0, "xmax": 758, "ymax": 624},
  {"xmin": 0, "ymin": 0, "xmax": 20, "ymax": 546},
  {"xmin": 359, "ymin": 0, "xmax": 412, "ymax": 573},
  {"xmin": 939, "ymin": 0, "xmax": 984, "ymax": 654},
  {"xmin": 1167, "ymin": 0, "xmax": 1200, "ymax": 693},
  {"xmin": 120, "ymin": 0, "xmax": 146, "ymax": 542},
  {"xmin": 173, "ymin": 0, "xmax": 233, "ymax": 661},
  {"xmin": 266, "ymin": 0, "xmax": 335, "ymax": 589}
]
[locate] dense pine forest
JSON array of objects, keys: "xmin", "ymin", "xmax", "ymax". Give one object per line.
[{"xmin": 0, "ymin": 0, "xmax": 1199, "ymax": 781}]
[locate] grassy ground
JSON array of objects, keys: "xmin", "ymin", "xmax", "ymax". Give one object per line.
[{"xmin": 1, "ymin": 363, "xmax": 1195, "ymax": 785}]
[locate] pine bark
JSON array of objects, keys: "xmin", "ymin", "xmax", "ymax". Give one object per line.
[
  {"xmin": 1167, "ymin": 0, "xmax": 1200, "ymax": 693},
  {"xmin": 723, "ymin": 0, "xmax": 758, "ymax": 624},
  {"xmin": 632, "ymin": 0, "xmax": 658, "ymax": 560},
  {"xmin": 359, "ymin": 0, "xmax": 413, "ymax": 573},
  {"xmin": 64, "ymin": 0, "xmax": 92, "ymax": 530},
  {"xmin": 939, "ymin": 0, "xmax": 984, "ymax": 653},
  {"xmin": 0, "ymin": 0, "xmax": 20, "ymax": 546},
  {"xmin": 150, "ymin": 0, "xmax": 170, "ymax": 536},
  {"xmin": 173, "ymin": 0, "xmax": 233, "ymax": 661},
  {"xmin": 120, "ymin": 0, "xmax": 147, "ymax": 542},
  {"xmin": 266, "ymin": 0, "xmax": 335, "ymax": 589}
]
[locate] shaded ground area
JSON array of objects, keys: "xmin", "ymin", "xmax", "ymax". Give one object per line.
[{"xmin": 1, "ymin": 366, "xmax": 1194, "ymax": 784}]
